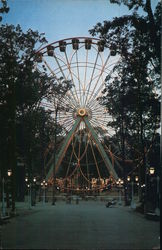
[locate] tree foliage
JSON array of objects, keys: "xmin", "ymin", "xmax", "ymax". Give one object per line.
[
  {"xmin": 0, "ymin": 24, "xmax": 48, "ymax": 172},
  {"xmin": 0, "ymin": 23, "xmax": 72, "ymax": 203},
  {"xmin": 89, "ymin": 0, "xmax": 161, "ymax": 183},
  {"xmin": 0, "ymin": 0, "xmax": 9, "ymax": 22}
]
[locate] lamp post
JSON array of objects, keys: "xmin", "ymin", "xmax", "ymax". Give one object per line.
[
  {"xmin": 147, "ymin": 166, "xmax": 159, "ymax": 215},
  {"xmin": 33, "ymin": 177, "xmax": 36, "ymax": 206},
  {"xmin": 27, "ymin": 184, "xmax": 31, "ymax": 209},
  {"xmin": 25, "ymin": 177, "xmax": 31, "ymax": 209},
  {"xmin": 1, "ymin": 178, "xmax": 6, "ymax": 217},
  {"xmin": 6, "ymin": 169, "xmax": 12, "ymax": 209},
  {"xmin": 116, "ymin": 179, "xmax": 123, "ymax": 205},
  {"xmin": 41, "ymin": 180, "xmax": 48, "ymax": 204},
  {"xmin": 131, "ymin": 179, "xmax": 135, "ymax": 208},
  {"xmin": 144, "ymin": 166, "xmax": 155, "ymax": 214},
  {"xmin": 134, "ymin": 176, "xmax": 139, "ymax": 199},
  {"xmin": 147, "ymin": 167, "xmax": 160, "ymax": 216},
  {"xmin": 127, "ymin": 175, "xmax": 138, "ymax": 209},
  {"xmin": 155, "ymin": 175, "xmax": 160, "ymax": 216},
  {"xmin": 25, "ymin": 176, "xmax": 36, "ymax": 208},
  {"xmin": 1, "ymin": 170, "xmax": 13, "ymax": 217}
]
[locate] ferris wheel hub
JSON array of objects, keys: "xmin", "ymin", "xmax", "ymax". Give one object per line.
[{"xmin": 77, "ymin": 108, "xmax": 87, "ymax": 117}]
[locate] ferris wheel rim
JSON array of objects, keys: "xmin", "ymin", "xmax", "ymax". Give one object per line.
[
  {"xmin": 36, "ymin": 36, "xmax": 102, "ymax": 54},
  {"xmin": 37, "ymin": 37, "xmax": 117, "ymax": 133}
]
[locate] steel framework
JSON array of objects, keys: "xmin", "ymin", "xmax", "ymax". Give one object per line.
[{"xmin": 35, "ymin": 37, "xmax": 120, "ymax": 189}]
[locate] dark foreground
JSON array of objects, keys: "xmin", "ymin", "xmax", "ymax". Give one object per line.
[{"xmin": 1, "ymin": 201, "xmax": 160, "ymax": 249}]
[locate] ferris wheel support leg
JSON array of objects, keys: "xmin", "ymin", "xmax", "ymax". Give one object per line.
[
  {"xmin": 83, "ymin": 117, "xmax": 119, "ymax": 181},
  {"xmin": 45, "ymin": 117, "xmax": 81, "ymax": 181}
]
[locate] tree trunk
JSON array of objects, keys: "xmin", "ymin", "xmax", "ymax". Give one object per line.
[{"xmin": 9, "ymin": 83, "xmax": 16, "ymax": 212}]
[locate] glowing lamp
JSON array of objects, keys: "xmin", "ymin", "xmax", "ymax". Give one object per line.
[
  {"xmin": 127, "ymin": 176, "xmax": 130, "ymax": 182},
  {"xmin": 149, "ymin": 167, "xmax": 155, "ymax": 175},
  {"xmin": 135, "ymin": 176, "xmax": 139, "ymax": 182},
  {"xmin": 7, "ymin": 169, "xmax": 12, "ymax": 177}
]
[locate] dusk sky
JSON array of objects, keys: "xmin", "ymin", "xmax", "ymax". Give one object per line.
[{"xmin": 2, "ymin": 0, "xmax": 159, "ymax": 43}]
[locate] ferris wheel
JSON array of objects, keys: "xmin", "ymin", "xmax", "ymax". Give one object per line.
[{"xmin": 35, "ymin": 37, "xmax": 120, "ymax": 189}]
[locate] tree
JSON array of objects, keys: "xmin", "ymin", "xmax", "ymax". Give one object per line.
[
  {"xmin": 0, "ymin": 22, "xmax": 74, "ymax": 206},
  {"xmin": 0, "ymin": 0, "xmax": 9, "ymax": 22},
  {"xmin": 0, "ymin": 23, "xmax": 52, "ymax": 209},
  {"xmin": 90, "ymin": 0, "xmax": 160, "ymax": 75},
  {"xmin": 89, "ymin": 0, "xmax": 161, "ymax": 201}
]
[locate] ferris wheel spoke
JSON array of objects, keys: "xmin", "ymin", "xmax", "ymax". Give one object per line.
[
  {"xmin": 53, "ymin": 52, "xmax": 79, "ymax": 106},
  {"xmin": 58, "ymin": 116, "xmax": 72, "ymax": 124},
  {"xmin": 87, "ymin": 88, "xmax": 105, "ymax": 109},
  {"xmin": 58, "ymin": 112, "xmax": 71, "ymax": 121},
  {"xmin": 89, "ymin": 118, "xmax": 114, "ymax": 139},
  {"xmin": 61, "ymin": 121, "xmax": 73, "ymax": 132},
  {"xmin": 65, "ymin": 92, "xmax": 79, "ymax": 109},
  {"xmin": 42, "ymin": 58, "xmax": 77, "ymax": 108},
  {"xmin": 58, "ymin": 117, "xmax": 72, "ymax": 125},
  {"xmin": 92, "ymin": 123, "xmax": 114, "ymax": 138},
  {"xmin": 86, "ymin": 60, "xmax": 121, "ymax": 107},
  {"xmin": 58, "ymin": 94, "xmax": 76, "ymax": 111},
  {"xmin": 104, "ymin": 58, "xmax": 121, "ymax": 72},
  {"xmin": 83, "ymin": 49, "xmax": 89, "ymax": 105},
  {"xmin": 89, "ymin": 121, "xmax": 106, "ymax": 136},
  {"xmin": 42, "ymin": 58, "xmax": 78, "ymax": 109},
  {"xmin": 54, "ymin": 63, "xmax": 108, "ymax": 77},
  {"xmin": 57, "ymin": 98, "xmax": 73, "ymax": 111},
  {"xmin": 84, "ymin": 51, "xmax": 99, "ymax": 106},
  {"xmin": 68, "ymin": 43, "xmax": 89, "ymax": 96},
  {"xmin": 85, "ymin": 72, "xmax": 107, "ymax": 109},
  {"xmin": 94, "ymin": 122, "xmax": 109, "ymax": 133},
  {"xmin": 53, "ymin": 52, "xmax": 67, "ymax": 79},
  {"xmin": 91, "ymin": 110, "xmax": 109, "ymax": 127},
  {"xmin": 58, "ymin": 114, "xmax": 72, "ymax": 121},
  {"xmin": 76, "ymin": 51, "xmax": 84, "ymax": 106},
  {"xmin": 90, "ymin": 103, "xmax": 106, "ymax": 113},
  {"xmin": 42, "ymin": 57, "xmax": 58, "ymax": 79},
  {"xmin": 94, "ymin": 116, "xmax": 109, "ymax": 124},
  {"xmin": 64, "ymin": 51, "xmax": 80, "ymax": 105},
  {"xmin": 86, "ymin": 53, "xmax": 111, "ymax": 106}
]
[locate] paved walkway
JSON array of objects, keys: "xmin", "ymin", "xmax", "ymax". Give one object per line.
[{"xmin": 0, "ymin": 200, "xmax": 160, "ymax": 250}]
